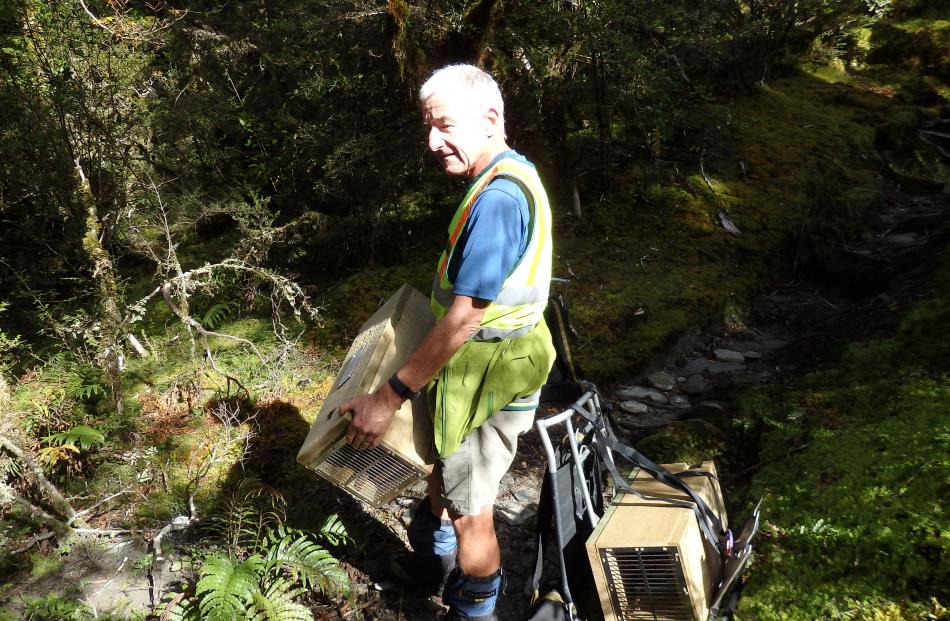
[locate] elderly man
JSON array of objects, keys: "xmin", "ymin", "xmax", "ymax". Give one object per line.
[{"xmin": 340, "ymin": 64, "xmax": 555, "ymax": 620}]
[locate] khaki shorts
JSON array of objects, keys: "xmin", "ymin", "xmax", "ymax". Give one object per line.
[{"xmin": 437, "ymin": 396, "xmax": 538, "ymax": 516}]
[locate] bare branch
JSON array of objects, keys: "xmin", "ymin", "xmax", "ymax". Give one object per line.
[
  {"xmin": 160, "ymin": 282, "xmax": 258, "ymax": 395},
  {"xmin": 128, "ymin": 259, "xmax": 317, "ymax": 326},
  {"xmin": 70, "ymin": 488, "xmax": 136, "ymax": 524},
  {"xmin": 0, "ymin": 433, "xmax": 86, "ymax": 527},
  {"xmin": 12, "ymin": 531, "xmax": 56, "ymax": 554},
  {"xmin": 76, "ymin": 0, "xmax": 116, "ymax": 35},
  {"xmin": 148, "ymin": 402, "xmax": 252, "ymax": 607},
  {"xmin": 919, "ymin": 130, "xmax": 950, "ymax": 159},
  {"xmin": 160, "ymin": 282, "xmax": 265, "ymax": 364},
  {"xmin": 73, "ymin": 528, "xmax": 132, "ymax": 536},
  {"xmin": 700, "ymin": 149, "xmax": 716, "ymax": 192},
  {"xmin": 3, "ymin": 484, "xmax": 66, "ymax": 527}
]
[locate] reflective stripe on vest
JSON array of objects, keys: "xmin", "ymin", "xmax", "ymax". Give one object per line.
[{"xmin": 431, "ymin": 156, "xmax": 552, "ymax": 341}]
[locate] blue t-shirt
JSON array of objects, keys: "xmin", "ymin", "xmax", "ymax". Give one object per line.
[{"xmin": 447, "ymin": 151, "xmax": 532, "ymax": 302}]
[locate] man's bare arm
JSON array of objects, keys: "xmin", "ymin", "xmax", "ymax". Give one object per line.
[{"xmin": 338, "ymin": 294, "xmax": 488, "ymax": 450}]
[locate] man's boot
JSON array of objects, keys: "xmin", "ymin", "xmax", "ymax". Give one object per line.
[
  {"xmin": 442, "ymin": 566, "xmax": 503, "ymax": 620},
  {"xmin": 388, "ymin": 497, "xmax": 457, "ymax": 596}
]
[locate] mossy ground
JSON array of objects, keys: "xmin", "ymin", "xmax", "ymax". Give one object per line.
[
  {"xmin": 551, "ymin": 65, "xmax": 892, "ymax": 379},
  {"xmin": 731, "ymin": 248, "xmax": 950, "ymax": 620}
]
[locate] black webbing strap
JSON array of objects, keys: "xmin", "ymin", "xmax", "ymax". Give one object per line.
[
  {"xmin": 530, "ymin": 468, "xmax": 554, "ymax": 599},
  {"xmin": 569, "ymin": 403, "xmax": 727, "ymax": 555}
]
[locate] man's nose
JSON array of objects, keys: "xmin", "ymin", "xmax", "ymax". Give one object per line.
[{"xmin": 428, "ymin": 127, "xmax": 444, "ymax": 151}]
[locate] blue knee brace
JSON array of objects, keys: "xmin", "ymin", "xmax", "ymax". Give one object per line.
[
  {"xmin": 444, "ymin": 567, "xmax": 503, "ymax": 619},
  {"xmin": 407, "ymin": 497, "xmax": 457, "ymax": 556}
]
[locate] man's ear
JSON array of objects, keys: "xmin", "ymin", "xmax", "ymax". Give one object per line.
[{"xmin": 484, "ymin": 107, "xmax": 501, "ymax": 137}]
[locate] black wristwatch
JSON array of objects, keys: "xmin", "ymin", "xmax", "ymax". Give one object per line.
[{"xmin": 388, "ymin": 373, "xmax": 421, "ymax": 401}]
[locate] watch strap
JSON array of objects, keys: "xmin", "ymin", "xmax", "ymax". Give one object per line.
[{"xmin": 388, "ymin": 373, "xmax": 421, "ymax": 401}]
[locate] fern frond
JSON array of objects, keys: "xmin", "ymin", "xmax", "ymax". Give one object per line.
[
  {"xmin": 73, "ymin": 383, "xmax": 105, "ymax": 400},
  {"xmin": 37, "ymin": 443, "xmax": 80, "ymax": 467},
  {"xmin": 202, "ymin": 303, "xmax": 231, "ymax": 330},
  {"xmin": 43, "ymin": 425, "xmax": 105, "ymax": 450},
  {"xmin": 317, "ymin": 514, "xmax": 351, "ymax": 547},
  {"xmin": 243, "ymin": 478, "xmax": 286, "ymax": 508},
  {"xmin": 160, "ymin": 594, "xmax": 200, "ymax": 621},
  {"xmin": 247, "ymin": 578, "xmax": 310, "ymax": 621},
  {"xmin": 264, "ymin": 527, "xmax": 349, "ymax": 596},
  {"xmin": 207, "ymin": 490, "xmax": 259, "ymax": 552},
  {"xmin": 22, "ymin": 593, "xmax": 94, "ymax": 620},
  {"xmin": 195, "ymin": 553, "xmax": 264, "ymax": 621}
]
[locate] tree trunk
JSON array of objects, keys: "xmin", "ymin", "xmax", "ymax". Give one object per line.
[{"xmin": 75, "ymin": 161, "xmax": 124, "ymax": 416}]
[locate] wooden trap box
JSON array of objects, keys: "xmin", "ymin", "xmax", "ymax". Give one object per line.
[
  {"xmin": 296, "ymin": 284, "xmax": 435, "ymax": 507},
  {"xmin": 586, "ymin": 461, "xmax": 727, "ymax": 621}
]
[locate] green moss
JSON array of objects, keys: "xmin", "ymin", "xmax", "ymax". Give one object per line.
[
  {"xmin": 637, "ymin": 421, "xmax": 729, "ymax": 466},
  {"xmin": 734, "ymin": 250, "xmax": 950, "ymax": 620},
  {"xmin": 740, "ymin": 382, "xmax": 950, "ymax": 618},
  {"xmin": 312, "ymin": 260, "xmax": 432, "ymax": 354},
  {"xmin": 27, "ymin": 553, "xmax": 63, "ymax": 580}
]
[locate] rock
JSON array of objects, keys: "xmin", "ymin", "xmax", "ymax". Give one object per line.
[
  {"xmin": 682, "ymin": 358, "xmax": 711, "ymax": 374},
  {"xmin": 495, "ymin": 503, "xmax": 538, "ymax": 526},
  {"xmin": 713, "ymin": 348, "xmax": 745, "ymax": 363},
  {"xmin": 726, "ymin": 337, "xmax": 787, "ymax": 353},
  {"xmin": 171, "ymin": 515, "xmax": 191, "ymax": 529},
  {"xmin": 683, "ymin": 374, "xmax": 707, "ymax": 395},
  {"xmin": 615, "ymin": 386, "xmax": 668, "ymax": 404},
  {"xmin": 883, "ymin": 232, "xmax": 922, "ymax": 246},
  {"xmin": 742, "ymin": 350, "xmax": 762, "ymax": 360},
  {"xmin": 508, "ymin": 487, "xmax": 534, "ymax": 503},
  {"xmin": 707, "ymin": 361, "xmax": 746, "ymax": 375},
  {"xmin": 669, "ymin": 394, "xmax": 691, "ymax": 410},
  {"xmin": 758, "ymin": 338, "xmax": 789, "ymax": 352},
  {"xmin": 619, "ymin": 400, "xmax": 650, "ymax": 414},
  {"xmin": 647, "ymin": 371, "xmax": 677, "ymax": 391},
  {"xmin": 616, "ymin": 410, "xmax": 685, "ymax": 429},
  {"xmin": 495, "ymin": 476, "xmax": 540, "ymax": 526}
]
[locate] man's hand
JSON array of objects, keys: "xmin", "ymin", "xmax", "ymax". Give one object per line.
[{"xmin": 338, "ymin": 383, "xmax": 404, "ymax": 450}]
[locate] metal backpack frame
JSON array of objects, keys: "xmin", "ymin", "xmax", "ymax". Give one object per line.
[{"xmin": 529, "ymin": 383, "xmax": 761, "ymax": 621}]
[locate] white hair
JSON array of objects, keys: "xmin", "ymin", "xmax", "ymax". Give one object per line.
[{"xmin": 419, "ymin": 64, "xmax": 505, "ymax": 133}]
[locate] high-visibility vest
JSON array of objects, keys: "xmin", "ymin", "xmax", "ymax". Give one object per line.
[{"xmin": 431, "ymin": 155, "xmax": 552, "ymax": 340}]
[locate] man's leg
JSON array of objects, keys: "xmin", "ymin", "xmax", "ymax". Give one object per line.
[
  {"xmin": 451, "ymin": 506, "xmax": 499, "ymax": 576},
  {"xmin": 438, "ymin": 399, "xmax": 538, "ymax": 619},
  {"xmin": 440, "ymin": 506, "xmax": 503, "ymax": 620},
  {"xmin": 389, "ymin": 468, "xmax": 458, "ymax": 594}
]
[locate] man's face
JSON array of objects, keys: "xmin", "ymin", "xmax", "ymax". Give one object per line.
[{"xmin": 422, "ymin": 90, "xmax": 496, "ymax": 179}]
